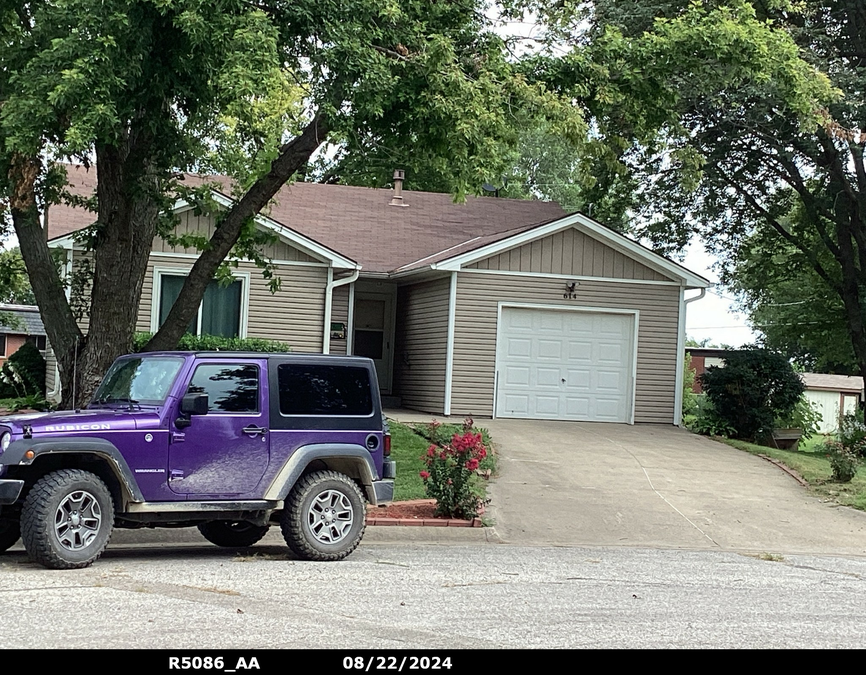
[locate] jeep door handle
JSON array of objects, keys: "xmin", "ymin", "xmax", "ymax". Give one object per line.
[{"xmin": 243, "ymin": 425, "xmax": 268, "ymax": 437}]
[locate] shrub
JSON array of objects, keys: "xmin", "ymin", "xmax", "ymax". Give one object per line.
[
  {"xmin": 700, "ymin": 349, "xmax": 804, "ymax": 441},
  {"xmin": 685, "ymin": 394, "xmax": 736, "ymax": 437},
  {"xmin": 131, "ymin": 332, "xmax": 291, "ymax": 353},
  {"xmin": 838, "ymin": 410, "xmax": 866, "ymax": 458},
  {"xmin": 0, "ymin": 341, "xmax": 46, "ymax": 397},
  {"xmin": 823, "ymin": 439, "xmax": 859, "ymax": 483},
  {"xmin": 420, "ymin": 430, "xmax": 489, "ymax": 519}
]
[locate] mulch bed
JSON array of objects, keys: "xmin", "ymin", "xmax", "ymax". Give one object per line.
[{"xmin": 365, "ymin": 499, "xmax": 482, "ymax": 527}]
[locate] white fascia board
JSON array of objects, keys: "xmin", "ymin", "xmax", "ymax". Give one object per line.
[
  {"xmin": 432, "ymin": 212, "xmax": 711, "ymax": 289},
  {"xmin": 207, "ymin": 192, "xmax": 359, "ymax": 270}
]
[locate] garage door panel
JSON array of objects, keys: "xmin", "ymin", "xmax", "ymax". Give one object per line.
[
  {"xmin": 497, "ymin": 307, "xmax": 634, "ymax": 423},
  {"xmin": 505, "ymin": 337, "xmax": 532, "ymax": 359},
  {"xmin": 538, "ymin": 340, "xmax": 563, "ymax": 360},
  {"xmin": 534, "ymin": 396, "xmax": 561, "ymax": 415},
  {"xmin": 503, "ymin": 365, "xmax": 530, "ymax": 386}
]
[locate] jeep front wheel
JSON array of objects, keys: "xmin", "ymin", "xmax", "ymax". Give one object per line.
[
  {"xmin": 0, "ymin": 519, "xmax": 20, "ymax": 553},
  {"xmin": 21, "ymin": 469, "xmax": 114, "ymax": 570},
  {"xmin": 281, "ymin": 470, "xmax": 365, "ymax": 561},
  {"xmin": 198, "ymin": 521, "xmax": 269, "ymax": 548}
]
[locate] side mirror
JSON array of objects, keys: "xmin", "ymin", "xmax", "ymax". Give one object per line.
[{"xmin": 180, "ymin": 393, "xmax": 209, "ymax": 416}]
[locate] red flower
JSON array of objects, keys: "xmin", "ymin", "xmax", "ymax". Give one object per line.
[
  {"xmin": 419, "ymin": 470, "xmax": 430, "ymax": 480},
  {"xmin": 426, "ymin": 445, "xmax": 437, "ymax": 457},
  {"xmin": 466, "ymin": 458, "xmax": 479, "ymax": 471}
]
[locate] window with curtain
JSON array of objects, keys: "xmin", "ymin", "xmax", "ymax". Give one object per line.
[{"xmin": 158, "ymin": 274, "xmax": 242, "ymax": 338}]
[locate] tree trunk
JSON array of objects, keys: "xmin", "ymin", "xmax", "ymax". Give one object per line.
[
  {"xmin": 144, "ymin": 113, "xmax": 330, "ymax": 352},
  {"xmin": 8, "ymin": 154, "xmax": 85, "ymax": 408},
  {"xmin": 73, "ymin": 143, "xmax": 162, "ymax": 404}
]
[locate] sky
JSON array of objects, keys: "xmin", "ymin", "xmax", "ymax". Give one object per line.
[{"xmin": 682, "ymin": 242, "xmax": 758, "ymax": 348}]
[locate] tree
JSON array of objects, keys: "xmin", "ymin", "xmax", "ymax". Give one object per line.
[
  {"xmin": 0, "ymin": 1, "xmax": 582, "ymax": 407},
  {"xmin": 507, "ymin": 1, "xmax": 864, "ymax": 375},
  {"xmin": 725, "ymin": 220, "xmax": 858, "ymax": 373},
  {"xmin": 0, "ymin": 248, "xmax": 35, "ymax": 305}
]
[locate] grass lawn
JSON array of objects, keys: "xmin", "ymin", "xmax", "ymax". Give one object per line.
[
  {"xmin": 721, "ymin": 437, "xmax": 866, "ymax": 511},
  {"xmin": 386, "ymin": 419, "xmax": 499, "ymax": 502},
  {"xmin": 388, "ymin": 420, "xmax": 430, "ymax": 501}
]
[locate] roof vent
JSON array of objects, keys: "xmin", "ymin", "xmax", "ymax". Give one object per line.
[{"xmin": 389, "ymin": 169, "xmax": 407, "ymax": 207}]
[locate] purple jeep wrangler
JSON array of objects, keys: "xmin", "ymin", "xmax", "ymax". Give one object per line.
[{"xmin": 0, "ymin": 352, "xmax": 395, "ymax": 569}]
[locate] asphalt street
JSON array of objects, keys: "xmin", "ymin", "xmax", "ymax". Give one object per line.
[{"xmin": 2, "ymin": 540, "xmax": 866, "ymax": 649}]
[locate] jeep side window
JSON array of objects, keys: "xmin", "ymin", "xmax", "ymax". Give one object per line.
[
  {"xmin": 277, "ymin": 364, "xmax": 373, "ymax": 416},
  {"xmin": 187, "ymin": 364, "xmax": 259, "ymax": 413}
]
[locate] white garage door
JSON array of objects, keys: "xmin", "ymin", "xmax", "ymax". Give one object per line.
[{"xmin": 496, "ymin": 306, "xmax": 635, "ymax": 422}]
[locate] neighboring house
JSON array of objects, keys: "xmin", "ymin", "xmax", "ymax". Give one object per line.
[
  {"xmin": 800, "ymin": 373, "xmax": 863, "ymax": 434},
  {"xmin": 685, "ymin": 347, "xmax": 735, "ymax": 394},
  {"xmin": 0, "ymin": 303, "xmax": 47, "ymax": 367},
  {"xmin": 44, "ymin": 164, "xmax": 710, "ymax": 424}
]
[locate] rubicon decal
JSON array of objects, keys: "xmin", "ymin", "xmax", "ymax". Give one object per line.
[{"xmin": 43, "ymin": 424, "xmax": 112, "ymax": 432}]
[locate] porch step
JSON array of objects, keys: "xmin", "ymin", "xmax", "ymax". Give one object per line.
[{"xmin": 381, "ymin": 395, "xmax": 402, "ymax": 408}]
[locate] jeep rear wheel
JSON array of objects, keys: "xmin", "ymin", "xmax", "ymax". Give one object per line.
[
  {"xmin": 21, "ymin": 469, "xmax": 114, "ymax": 570},
  {"xmin": 197, "ymin": 521, "xmax": 269, "ymax": 548},
  {"xmin": 0, "ymin": 519, "xmax": 20, "ymax": 553},
  {"xmin": 281, "ymin": 470, "xmax": 365, "ymax": 561}
]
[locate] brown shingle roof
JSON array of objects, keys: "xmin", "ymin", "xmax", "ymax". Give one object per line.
[
  {"xmin": 47, "ymin": 165, "xmax": 566, "ymax": 273},
  {"xmin": 800, "ymin": 373, "xmax": 864, "ymax": 394}
]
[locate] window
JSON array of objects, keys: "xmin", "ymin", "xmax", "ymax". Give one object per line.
[
  {"xmin": 278, "ymin": 364, "xmax": 373, "ymax": 416},
  {"xmin": 25, "ymin": 335, "xmax": 47, "ymax": 351},
  {"xmin": 157, "ymin": 273, "xmax": 244, "ymax": 338},
  {"xmin": 93, "ymin": 356, "xmax": 185, "ymax": 405},
  {"xmin": 0, "ymin": 334, "xmax": 6, "ymax": 357},
  {"xmin": 187, "ymin": 364, "xmax": 259, "ymax": 413}
]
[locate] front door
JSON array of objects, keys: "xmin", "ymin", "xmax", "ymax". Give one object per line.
[
  {"xmin": 353, "ymin": 291, "xmax": 394, "ymax": 393},
  {"xmin": 169, "ymin": 360, "xmax": 270, "ymax": 497}
]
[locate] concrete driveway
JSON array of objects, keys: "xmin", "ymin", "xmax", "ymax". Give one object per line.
[{"xmin": 482, "ymin": 420, "xmax": 866, "ymax": 556}]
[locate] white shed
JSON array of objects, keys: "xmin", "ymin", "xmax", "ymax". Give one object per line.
[{"xmin": 800, "ymin": 373, "xmax": 863, "ymax": 434}]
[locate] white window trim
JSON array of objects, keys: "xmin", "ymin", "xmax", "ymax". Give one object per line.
[
  {"xmin": 151, "ymin": 266, "xmax": 250, "ymax": 338},
  {"xmin": 493, "ymin": 302, "xmax": 640, "ymax": 425}
]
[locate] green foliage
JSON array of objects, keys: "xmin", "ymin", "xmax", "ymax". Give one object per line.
[
  {"xmin": 774, "ymin": 396, "xmax": 823, "ymax": 440},
  {"xmin": 131, "ymin": 332, "xmax": 290, "ymax": 353},
  {"xmin": 7, "ymin": 393, "xmax": 50, "ymax": 412},
  {"xmin": 700, "ymin": 350, "xmax": 804, "ymax": 441},
  {"xmin": 837, "ymin": 411, "xmax": 866, "ymax": 458},
  {"xmin": 685, "ymin": 394, "xmax": 736, "ymax": 438},
  {"xmin": 411, "ymin": 418, "xmax": 496, "ymax": 475},
  {"xmin": 0, "ymin": 341, "xmax": 46, "ymax": 398},
  {"xmin": 823, "ymin": 439, "xmax": 859, "ymax": 483},
  {"xmin": 0, "ymin": 248, "xmax": 35, "ymax": 305},
  {"xmin": 682, "ymin": 352, "xmax": 699, "ymax": 419}
]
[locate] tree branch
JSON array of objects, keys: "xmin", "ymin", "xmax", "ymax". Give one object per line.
[
  {"xmin": 144, "ymin": 113, "xmax": 331, "ymax": 351},
  {"xmin": 717, "ymin": 167, "xmax": 841, "ymax": 294}
]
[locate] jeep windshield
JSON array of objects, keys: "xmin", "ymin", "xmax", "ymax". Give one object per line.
[{"xmin": 91, "ymin": 356, "xmax": 185, "ymax": 407}]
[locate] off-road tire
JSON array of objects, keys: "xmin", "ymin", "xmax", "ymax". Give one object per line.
[
  {"xmin": 281, "ymin": 470, "xmax": 366, "ymax": 561},
  {"xmin": 21, "ymin": 469, "xmax": 114, "ymax": 570},
  {"xmin": 0, "ymin": 519, "xmax": 20, "ymax": 553},
  {"xmin": 197, "ymin": 521, "xmax": 269, "ymax": 548}
]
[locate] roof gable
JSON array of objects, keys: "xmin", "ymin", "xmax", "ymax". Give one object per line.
[{"xmin": 465, "ymin": 226, "xmax": 674, "ymax": 282}]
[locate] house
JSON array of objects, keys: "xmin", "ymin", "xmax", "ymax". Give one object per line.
[
  {"xmin": 800, "ymin": 373, "xmax": 863, "ymax": 434},
  {"xmin": 44, "ymin": 165, "xmax": 710, "ymax": 424},
  {"xmin": 0, "ymin": 303, "xmax": 47, "ymax": 366},
  {"xmin": 685, "ymin": 347, "xmax": 735, "ymax": 394}
]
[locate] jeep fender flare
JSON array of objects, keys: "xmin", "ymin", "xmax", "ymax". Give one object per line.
[
  {"xmin": 3, "ymin": 437, "xmax": 144, "ymax": 504},
  {"xmin": 262, "ymin": 444, "xmax": 380, "ymax": 505}
]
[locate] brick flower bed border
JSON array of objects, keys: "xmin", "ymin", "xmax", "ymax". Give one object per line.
[{"xmin": 365, "ymin": 499, "xmax": 483, "ymax": 528}]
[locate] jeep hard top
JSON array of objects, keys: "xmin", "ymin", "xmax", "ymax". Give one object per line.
[{"xmin": 0, "ymin": 351, "xmax": 395, "ymax": 569}]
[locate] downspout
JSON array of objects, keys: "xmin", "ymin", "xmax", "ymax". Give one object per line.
[
  {"xmin": 674, "ymin": 287, "xmax": 708, "ymax": 426},
  {"xmin": 323, "ymin": 268, "xmax": 361, "ymax": 354}
]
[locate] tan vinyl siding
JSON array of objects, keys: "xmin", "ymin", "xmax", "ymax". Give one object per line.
[
  {"xmin": 467, "ymin": 227, "xmax": 673, "ymax": 282},
  {"xmin": 393, "ymin": 278, "xmax": 451, "ymax": 414},
  {"xmin": 140, "ymin": 255, "xmax": 328, "ymax": 352},
  {"xmin": 44, "ymin": 344, "xmax": 58, "ymax": 401},
  {"xmin": 329, "ymin": 283, "xmax": 350, "ymax": 355},
  {"xmin": 451, "ymin": 272, "xmax": 681, "ymax": 423},
  {"xmin": 152, "ymin": 210, "xmax": 320, "ymax": 262}
]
